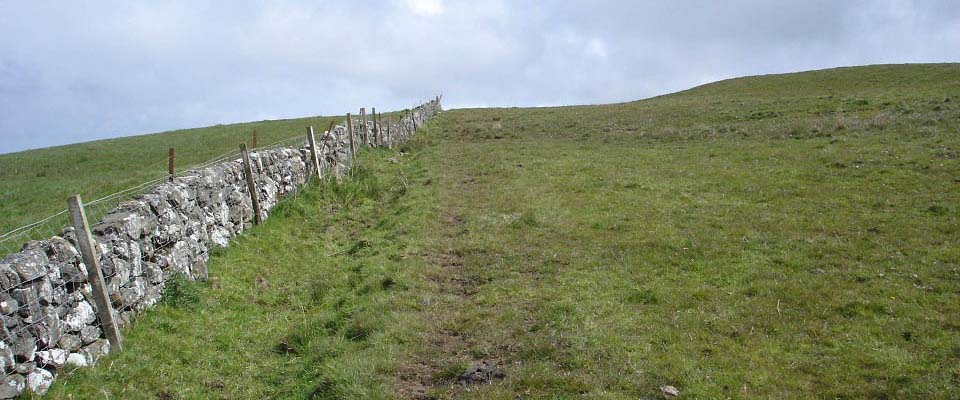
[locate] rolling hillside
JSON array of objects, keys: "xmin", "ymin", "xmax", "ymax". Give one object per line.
[{"xmin": 20, "ymin": 64, "xmax": 960, "ymax": 398}]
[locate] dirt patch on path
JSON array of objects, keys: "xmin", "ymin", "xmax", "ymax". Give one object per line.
[{"xmin": 394, "ymin": 212, "xmax": 500, "ymax": 399}]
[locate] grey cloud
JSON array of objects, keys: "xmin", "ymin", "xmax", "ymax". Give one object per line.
[{"xmin": 1, "ymin": 0, "xmax": 958, "ymax": 153}]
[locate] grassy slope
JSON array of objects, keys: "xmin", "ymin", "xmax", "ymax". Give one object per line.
[{"xmin": 39, "ymin": 63, "xmax": 960, "ymax": 398}]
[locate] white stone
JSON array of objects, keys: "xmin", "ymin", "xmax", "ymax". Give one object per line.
[
  {"xmin": 660, "ymin": 385, "xmax": 680, "ymax": 397},
  {"xmin": 63, "ymin": 301, "xmax": 95, "ymax": 331},
  {"xmin": 64, "ymin": 352, "xmax": 87, "ymax": 368},
  {"xmin": 0, "ymin": 374, "xmax": 24, "ymax": 399},
  {"xmin": 0, "ymin": 342, "xmax": 13, "ymax": 372},
  {"xmin": 25, "ymin": 369, "xmax": 53, "ymax": 395},
  {"xmin": 36, "ymin": 349, "xmax": 67, "ymax": 369}
]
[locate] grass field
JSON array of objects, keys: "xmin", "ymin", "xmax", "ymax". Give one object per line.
[{"xmin": 22, "ymin": 63, "xmax": 960, "ymax": 398}]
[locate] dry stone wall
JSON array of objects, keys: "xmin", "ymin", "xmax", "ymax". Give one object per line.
[{"xmin": 0, "ymin": 98, "xmax": 441, "ymax": 397}]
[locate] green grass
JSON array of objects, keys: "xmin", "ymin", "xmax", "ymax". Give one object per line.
[
  {"xmin": 30, "ymin": 63, "xmax": 960, "ymax": 398},
  {"xmin": 41, "ymin": 153, "xmax": 431, "ymax": 399}
]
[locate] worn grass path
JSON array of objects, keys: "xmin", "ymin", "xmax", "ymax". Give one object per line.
[
  {"xmin": 391, "ymin": 110, "xmax": 959, "ymax": 398},
  {"xmin": 39, "ymin": 64, "xmax": 960, "ymax": 398}
]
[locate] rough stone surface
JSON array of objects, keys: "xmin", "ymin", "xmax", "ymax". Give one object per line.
[
  {"xmin": 0, "ymin": 342, "xmax": 13, "ymax": 372},
  {"xmin": 11, "ymin": 334, "xmax": 36, "ymax": 362},
  {"xmin": 63, "ymin": 301, "xmax": 95, "ymax": 332},
  {"xmin": 64, "ymin": 352, "xmax": 87, "ymax": 368},
  {"xmin": 457, "ymin": 362, "xmax": 506, "ymax": 385},
  {"xmin": 58, "ymin": 334, "xmax": 82, "ymax": 352},
  {"xmin": 79, "ymin": 325, "xmax": 100, "ymax": 345},
  {"xmin": 0, "ymin": 297, "xmax": 17, "ymax": 316},
  {"xmin": 25, "ymin": 368, "xmax": 53, "ymax": 395},
  {"xmin": 660, "ymin": 385, "xmax": 681, "ymax": 397},
  {"xmin": 80, "ymin": 339, "xmax": 110, "ymax": 366},
  {"xmin": 37, "ymin": 349, "xmax": 67, "ymax": 369},
  {"xmin": 0, "ymin": 374, "xmax": 24, "ymax": 399}
]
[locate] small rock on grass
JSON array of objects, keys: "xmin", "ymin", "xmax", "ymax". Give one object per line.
[
  {"xmin": 660, "ymin": 385, "xmax": 680, "ymax": 397},
  {"xmin": 457, "ymin": 362, "xmax": 505, "ymax": 385}
]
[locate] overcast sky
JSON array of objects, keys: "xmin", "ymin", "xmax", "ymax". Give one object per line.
[{"xmin": 1, "ymin": 1, "xmax": 958, "ymax": 154}]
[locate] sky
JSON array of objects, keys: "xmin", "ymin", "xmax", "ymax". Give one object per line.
[{"xmin": 1, "ymin": 1, "xmax": 958, "ymax": 154}]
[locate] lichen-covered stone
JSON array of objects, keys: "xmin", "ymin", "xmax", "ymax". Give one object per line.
[
  {"xmin": 0, "ymin": 342, "xmax": 14, "ymax": 372},
  {"xmin": 79, "ymin": 325, "xmax": 100, "ymax": 345},
  {"xmin": 6, "ymin": 250, "xmax": 47, "ymax": 283},
  {"xmin": 63, "ymin": 301, "xmax": 95, "ymax": 332},
  {"xmin": 58, "ymin": 334, "xmax": 82, "ymax": 352},
  {"xmin": 28, "ymin": 306, "xmax": 61, "ymax": 348},
  {"xmin": 80, "ymin": 339, "xmax": 110, "ymax": 365},
  {"xmin": 0, "ymin": 373, "xmax": 24, "ymax": 399},
  {"xmin": 0, "ymin": 264, "xmax": 20, "ymax": 292},
  {"xmin": 0, "ymin": 295, "xmax": 18, "ymax": 316},
  {"xmin": 64, "ymin": 352, "xmax": 86, "ymax": 368},
  {"xmin": 25, "ymin": 368, "xmax": 53, "ymax": 395},
  {"xmin": 37, "ymin": 348, "xmax": 67, "ymax": 369},
  {"xmin": 11, "ymin": 333, "xmax": 36, "ymax": 362}
]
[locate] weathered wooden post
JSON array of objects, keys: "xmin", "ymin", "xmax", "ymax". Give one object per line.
[
  {"xmin": 240, "ymin": 143, "xmax": 263, "ymax": 225},
  {"xmin": 307, "ymin": 126, "xmax": 321, "ymax": 179},
  {"xmin": 371, "ymin": 107, "xmax": 378, "ymax": 147},
  {"xmin": 252, "ymin": 130, "xmax": 258, "ymax": 148},
  {"xmin": 67, "ymin": 195, "xmax": 123, "ymax": 351},
  {"xmin": 347, "ymin": 113, "xmax": 357, "ymax": 159},
  {"xmin": 168, "ymin": 147, "xmax": 175, "ymax": 182},
  {"xmin": 359, "ymin": 107, "xmax": 368, "ymax": 146}
]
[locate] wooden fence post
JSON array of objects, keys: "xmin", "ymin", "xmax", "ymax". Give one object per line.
[
  {"xmin": 67, "ymin": 195, "xmax": 123, "ymax": 351},
  {"xmin": 168, "ymin": 147, "xmax": 175, "ymax": 182},
  {"xmin": 252, "ymin": 130, "xmax": 258, "ymax": 148},
  {"xmin": 240, "ymin": 143, "xmax": 263, "ymax": 225},
  {"xmin": 371, "ymin": 107, "xmax": 378, "ymax": 147},
  {"xmin": 307, "ymin": 126, "xmax": 321, "ymax": 179},
  {"xmin": 347, "ymin": 113, "xmax": 357, "ymax": 159},
  {"xmin": 359, "ymin": 107, "xmax": 367, "ymax": 146}
]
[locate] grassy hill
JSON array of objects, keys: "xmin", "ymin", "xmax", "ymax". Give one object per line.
[{"xmin": 27, "ymin": 64, "xmax": 960, "ymax": 398}]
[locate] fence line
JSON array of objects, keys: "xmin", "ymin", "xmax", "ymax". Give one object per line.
[{"xmin": 0, "ymin": 97, "xmax": 443, "ymax": 396}]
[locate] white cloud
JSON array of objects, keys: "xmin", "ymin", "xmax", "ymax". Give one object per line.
[
  {"xmin": 399, "ymin": 0, "xmax": 445, "ymax": 16},
  {"xmin": 587, "ymin": 37, "xmax": 608, "ymax": 60}
]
